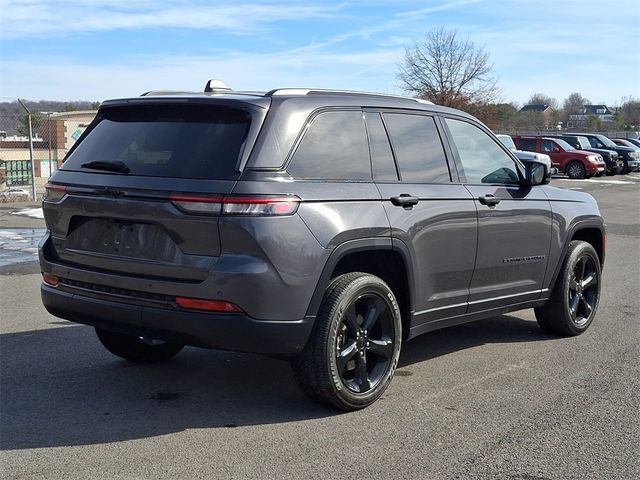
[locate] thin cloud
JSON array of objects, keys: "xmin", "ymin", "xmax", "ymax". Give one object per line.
[{"xmin": 0, "ymin": 1, "xmax": 343, "ymax": 38}]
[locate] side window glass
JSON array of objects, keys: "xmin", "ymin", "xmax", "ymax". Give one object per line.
[
  {"xmin": 364, "ymin": 112, "xmax": 397, "ymax": 181},
  {"xmin": 541, "ymin": 140, "xmax": 555, "ymax": 152},
  {"xmin": 520, "ymin": 138, "xmax": 537, "ymax": 151},
  {"xmin": 383, "ymin": 113, "xmax": 451, "ymax": 183},
  {"xmin": 287, "ymin": 110, "xmax": 371, "ymax": 180},
  {"xmin": 445, "ymin": 118, "xmax": 520, "ymax": 185}
]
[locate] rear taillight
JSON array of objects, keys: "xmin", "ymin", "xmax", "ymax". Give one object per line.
[
  {"xmin": 170, "ymin": 194, "xmax": 300, "ymax": 216},
  {"xmin": 175, "ymin": 297, "xmax": 243, "ymax": 313},
  {"xmin": 222, "ymin": 196, "xmax": 300, "ymax": 216},
  {"xmin": 43, "ymin": 183, "xmax": 67, "ymax": 202},
  {"xmin": 169, "ymin": 194, "xmax": 222, "ymax": 214}
]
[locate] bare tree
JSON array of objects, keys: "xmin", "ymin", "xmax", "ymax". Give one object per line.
[
  {"xmin": 397, "ymin": 27, "xmax": 500, "ymax": 109},
  {"xmin": 563, "ymin": 92, "xmax": 590, "ymax": 114},
  {"xmin": 615, "ymin": 96, "xmax": 640, "ymax": 128},
  {"xmin": 526, "ymin": 93, "xmax": 558, "ymax": 109}
]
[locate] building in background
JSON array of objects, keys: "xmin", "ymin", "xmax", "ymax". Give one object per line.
[
  {"xmin": 0, "ymin": 110, "xmax": 97, "ymax": 192},
  {"xmin": 567, "ymin": 105, "xmax": 615, "ymax": 128}
]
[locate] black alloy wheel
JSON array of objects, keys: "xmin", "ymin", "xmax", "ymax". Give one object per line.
[
  {"xmin": 535, "ymin": 240, "xmax": 601, "ymax": 336},
  {"xmin": 335, "ymin": 293, "xmax": 396, "ymax": 394},
  {"xmin": 291, "ymin": 272, "xmax": 402, "ymax": 411},
  {"xmin": 567, "ymin": 255, "xmax": 599, "ymax": 328}
]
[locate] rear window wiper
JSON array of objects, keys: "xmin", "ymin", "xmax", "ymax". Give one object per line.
[{"xmin": 80, "ymin": 160, "xmax": 130, "ymax": 173}]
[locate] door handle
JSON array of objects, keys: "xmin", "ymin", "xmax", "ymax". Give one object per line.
[
  {"xmin": 478, "ymin": 194, "xmax": 501, "ymax": 206},
  {"xmin": 390, "ymin": 194, "xmax": 420, "ymax": 207}
]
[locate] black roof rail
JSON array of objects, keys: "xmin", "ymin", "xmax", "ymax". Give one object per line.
[
  {"xmin": 264, "ymin": 88, "xmax": 433, "ymax": 104},
  {"xmin": 140, "ymin": 90, "xmax": 196, "ymax": 96}
]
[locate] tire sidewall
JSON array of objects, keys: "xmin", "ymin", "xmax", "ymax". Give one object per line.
[
  {"xmin": 324, "ymin": 276, "xmax": 402, "ymax": 409},
  {"xmin": 559, "ymin": 243, "xmax": 601, "ymax": 335}
]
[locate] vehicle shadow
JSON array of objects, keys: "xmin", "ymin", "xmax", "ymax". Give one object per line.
[
  {"xmin": 0, "ymin": 315, "xmax": 554, "ymax": 450},
  {"xmin": 399, "ymin": 314, "xmax": 556, "ymax": 368}
]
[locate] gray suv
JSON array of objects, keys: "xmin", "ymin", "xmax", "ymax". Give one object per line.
[{"xmin": 40, "ymin": 82, "xmax": 606, "ymax": 410}]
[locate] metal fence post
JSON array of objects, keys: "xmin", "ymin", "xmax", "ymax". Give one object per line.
[{"xmin": 17, "ymin": 98, "xmax": 37, "ymax": 201}]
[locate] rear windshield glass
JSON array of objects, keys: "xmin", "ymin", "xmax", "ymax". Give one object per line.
[{"xmin": 62, "ymin": 103, "xmax": 251, "ymax": 180}]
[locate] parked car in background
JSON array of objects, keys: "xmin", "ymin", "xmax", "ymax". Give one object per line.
[
  {"xmin": 496, "ymin": 134, "xmax": 553, "ymax": 171},
  {"xmin": 39, "ymin": 82, "xmax": 606, "ymax": 410},
  {"xmin": 619, "ymin": 137, "xmax": 640, "ymax": 148},
  {"xmin": 611, "ymin": 138, "xmax": 640, "ymax": 151},
  {"xmin": 550, "ymin": 134, "xmax": 622, "ymax": 176},
  {"xmin": 572, "ymin": 133, "xmax": 640, "ymax": 174},
  {"xmin": 0, "ymin": 187, "xmax": 30, "ymax": 202},
  {"xmin": 513, "ymin": 136, "xmax": 605, "ymax": 179}
]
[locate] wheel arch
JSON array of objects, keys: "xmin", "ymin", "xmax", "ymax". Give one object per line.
[
  {"xmin": 548, "ymin": 220, "xmax": 605, "ymax": 289},
  {"xmin": 305, "ymin": 238, "xmax": 415, "ymax": 339}
]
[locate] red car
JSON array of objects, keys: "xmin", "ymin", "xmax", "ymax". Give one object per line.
[{"xmin": 513, "ymin": 136, "xmax": 606, "ymax": 179}]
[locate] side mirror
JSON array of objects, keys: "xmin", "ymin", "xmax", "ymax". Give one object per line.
[
  {"xmin": 553, "ymin": 147, "xmax": 561, "ymax": 153},
  {"xmin": 523, "ymin": 160, "xmax": 549, "ymax": 186}
]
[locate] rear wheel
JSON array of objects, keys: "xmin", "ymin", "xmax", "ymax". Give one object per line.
[
  {"xmin": 95, "ymin": 328, "xmax": 184, "ymax": 363},
  {"xmin": 565, "ymin": 161, "xmax": 587, "ymax": 179},
  {"xmin": 291, "ymin": 272, "xmax": 402, "ymax": 411},
  {"xmin": 535, "ymin": 241, "xmax": 601, "ymax": 336}
]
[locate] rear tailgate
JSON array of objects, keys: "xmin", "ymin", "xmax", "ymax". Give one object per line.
[
  {"xmin": 43, "ymin": 174, "xmax": 234, "ymax": 282},
  {"xmin": 42, "ymin": 99, "xmax": 266, "ymax": 282}
]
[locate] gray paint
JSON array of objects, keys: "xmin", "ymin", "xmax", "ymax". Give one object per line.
[{"xmin": 39, "ymin": 90, "xmax": 605, "ymax": 353}]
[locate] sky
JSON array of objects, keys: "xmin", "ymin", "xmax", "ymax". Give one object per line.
[{"xmin": 0, "ymin": 0, "xmax": 638, "ymax": 106}]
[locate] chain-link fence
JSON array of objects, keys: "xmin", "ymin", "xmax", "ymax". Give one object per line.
[{"xmin": 0, "ymin": 100, "xmax": 97, "ymax": 202}]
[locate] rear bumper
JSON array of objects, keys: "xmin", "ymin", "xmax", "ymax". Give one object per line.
[{"xmin": 41, "ymin": 284, "xmax": 314, "ymax": 356}]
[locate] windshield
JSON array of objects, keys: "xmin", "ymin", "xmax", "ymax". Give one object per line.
[
  {"xmin": 62, "ymin": 103, "xmax": 252, "ymax": 180},
  {"xmin": 496, "ymin": 135, "xmax": 516, "ymax": 150},
  {"xmin": 575, "ymin": 136, "xmax": 592, "ymax": 149},
  {"xmin": 555, "ymin": 138, "xmax": 575, "ymax": 151},
  {"xmin": 594, "ymin": 135, "xmax": 617, "ymax": 148}
]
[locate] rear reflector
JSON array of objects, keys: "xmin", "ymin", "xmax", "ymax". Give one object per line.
[
  {"xmin": 42, "ymin": 273, "xmax": 60, "ymax": 286},
  {"xmin": 175, "ymin": 297, "xmax": 243, "ymax": 313}
]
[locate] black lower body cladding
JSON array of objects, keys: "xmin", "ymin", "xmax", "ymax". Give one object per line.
[{"xmin": 41, "ymin": 285, "xmax": 314, "ymax": 356}]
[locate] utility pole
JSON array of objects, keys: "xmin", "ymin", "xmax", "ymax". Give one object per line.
[
  {"xmin": 46, "ymin": 112, "xmax": 53, "ymax": 177},
  {"xmin": 17, "ymin": 99, "xmax": 37, "ymax": 201}
]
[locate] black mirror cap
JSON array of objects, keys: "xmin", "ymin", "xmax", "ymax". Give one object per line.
[{"xmin": 523, "ymin": 160, "xmax": 550, "ymax": 186}]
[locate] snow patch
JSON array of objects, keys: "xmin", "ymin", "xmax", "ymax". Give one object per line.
[{"xmin": 10, "ymin": 208, "xmax": 44, "ymax": 219}]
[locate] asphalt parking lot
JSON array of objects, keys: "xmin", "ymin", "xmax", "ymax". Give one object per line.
[{"xmin": 1, "ymin": 175, "xmax": 639, "ymax": 479}]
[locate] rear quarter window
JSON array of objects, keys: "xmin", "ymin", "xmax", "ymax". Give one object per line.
[
  {"xmin": 62, "ymin": 103, "xmax": 252, "ymax": 180},
  {"xmin": 287, "ymin": 110, "xmax": 371, "ymax": 180}
]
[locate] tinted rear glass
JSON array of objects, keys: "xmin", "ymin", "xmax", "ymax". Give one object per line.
[
  {"xmin": 62, "ymin": 103, "xmax": 251, "ymax": 180},
  {"xmin": 287, "ymin": 110, "xmax": 371, "ymax": 180},
  {"xmin": 383, "ymin": 113, "xmax": 450, "ymax": 183}
]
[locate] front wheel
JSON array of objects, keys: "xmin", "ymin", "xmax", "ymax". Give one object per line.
[
  {"xmin": 95, "ymin": 328, "xmax": 184, "ymax": 363},
  {"xmin": 565, "ymin": 161, "xmax": 587, "ymax": 179},
  {"xmin": 619, "ymin": 159, "xmax": 630, "ymax": 175},
  {"xmin": 535, "ymin": 241, "xmax": 601, "ymax": 336},
  {"xmin": 291, "ymin": 272, "xmax": 402, "ymax": 411}
]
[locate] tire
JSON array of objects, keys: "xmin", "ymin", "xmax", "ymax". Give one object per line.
[
  {"xmin": 535, "ymin": 241, "xmax": 601, "ymax": 336},
  {"xmin": 95, "ymin": 328, "xmax": 184, "ymax": 363},
  {"xmin": 565, "ymin": 161, "xmax": 587, "ymax": 179},
  {"xmin": 291, "ymin": 272, "xmax": 402, "ymax": 411},
  {"xmin": 619, "ymin": 159, "xmax": 630, "ymax": 175}
]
